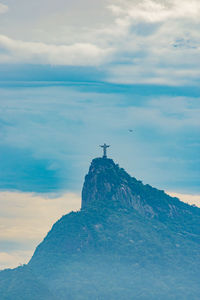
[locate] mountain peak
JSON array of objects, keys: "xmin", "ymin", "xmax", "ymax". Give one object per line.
[
  {"xmin": 81, "ymin": 157, "xmax": 129, "ymax": 210},
  {"xmin": 88, "ymin": 157, "xmax": 116, "ymax": 169},
  {"xmin": 81, "ymin": 157, "xmax": 151, "ymax": 214},
  {"xmin": 81, "ymin": 157, "xmax": 193, "ymax": 219}
]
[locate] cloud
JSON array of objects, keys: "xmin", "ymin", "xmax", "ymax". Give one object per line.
[
  {"xmin": 0, "ymin": 35, "xmax": 112, "ymax": 65},
  {"xmin": 103, "ymin": 0, "xmax": 200, "ymax": 85},
  {"xmin": 0, "ymin": 3, "xmax": 8, "ymax": 14},
  {"xmin": 0, "ymin": 190, "xmax": 81, "ymax": 269},
  {"xmin": 0, "ymin": 85, "xmax": 199, "ymax": 194},
  {"xmin": 168, "ymin": 192, "xmax": 200, "ymax": 207},
  {"xmin": 109, "ymin": 0, "xmax": 200, "ymax": 23},
  {"xmin": 99, "ymin": 0, "xmax": 200, "ymax": 85},
  {"xmin": 0, "ymin": 251, "xmax": 32, "ymax": 269},
  {"xmin": 1, "ymin": 0, "xmax": 200, "ymax": 84}
]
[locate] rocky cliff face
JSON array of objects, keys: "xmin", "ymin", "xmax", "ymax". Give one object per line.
[{"xmin": 81, "ymin": 157, "xmax": 191, "ymax": 220}]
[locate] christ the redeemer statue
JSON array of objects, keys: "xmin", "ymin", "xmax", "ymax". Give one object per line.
[{"xmin": 100, "ymin": 143, "xmax": 110, "ymax": 158}]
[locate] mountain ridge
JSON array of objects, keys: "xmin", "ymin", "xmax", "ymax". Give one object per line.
[
  {"xmin": 82, "ymin": 157, "xmax": 198, "ymax": 218},
  {"xmin": 0, "ymin": 156, "xmax": 200, "ymax": 299}
]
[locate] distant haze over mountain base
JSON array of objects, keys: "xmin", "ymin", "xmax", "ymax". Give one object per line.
[
  {"xmin": 0, "ymin": 190, "xmax": 199, "ymax": 270},
  {"xmin": 168, "ymin": 192, "xmax": 200, "ymax": 208}
]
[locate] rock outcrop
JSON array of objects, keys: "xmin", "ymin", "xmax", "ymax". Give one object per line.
[{"xmin": 81, "ymin": 157, "xmax": 192, "ymax": 220}]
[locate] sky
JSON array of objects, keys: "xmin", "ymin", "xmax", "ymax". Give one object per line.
[{"xmin": 0, "ymin": 0, "xmax": 200, "ymax": 269}]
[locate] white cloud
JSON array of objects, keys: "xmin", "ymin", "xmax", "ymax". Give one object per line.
[
  {"xmin": 0, "ymin": 190, "xmax": 81, "ymax": 269},
  {"xmin": 0, "ymin": 35, "xmax": 112, "ymax": 65},
  {"xmin": 0, "ymin": 251, "xmax": 32, "ymax": 270},
  {"xmin": 1, "ymin": 0, "xmax": 200, "ymax": 84},
  {"xmin": 103, "ymin": 0, "xmax": 200, "ymax": 85},
  {"xmin": 0, "ymin": 3, "xmax": 8, "ymax": 14},
  {"xmin": 168, "ymin": 192, "xmax": 200, "ymax": 207},
  {"xmin": 109, "ymin": 0, "xmax": 200, "ymax": 23}
]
